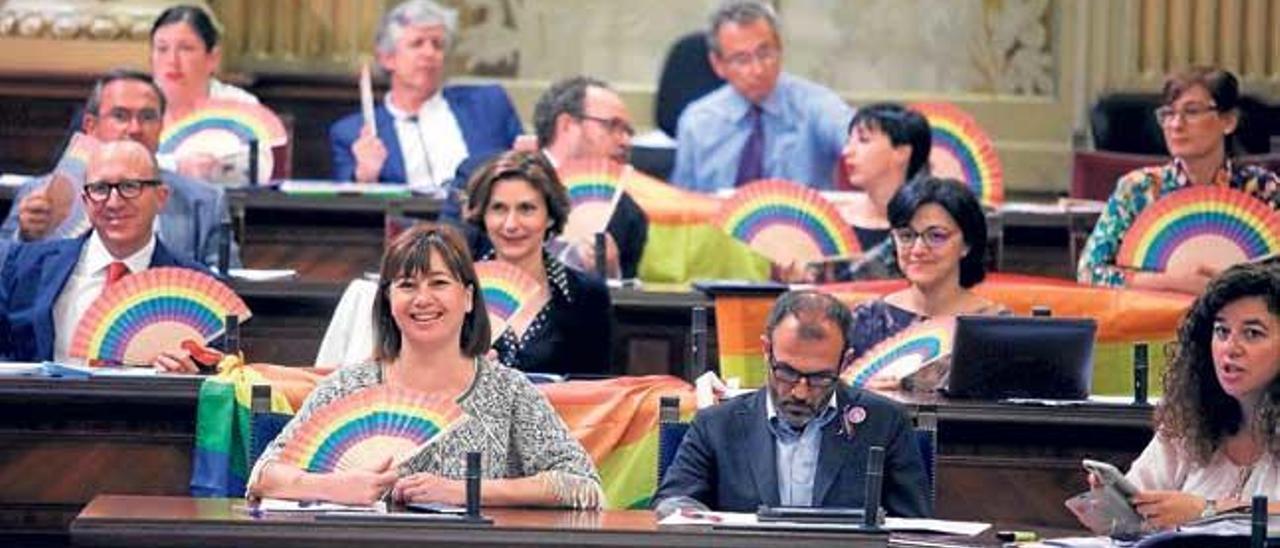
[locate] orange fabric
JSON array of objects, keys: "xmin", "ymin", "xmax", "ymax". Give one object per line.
[
  {"xmin": 623, "ymin": 169, "xmax": 721, "ymax": 225},
  {"xmin": 539, "ymin": 375, "xmax": 694, "ymax": 465}
]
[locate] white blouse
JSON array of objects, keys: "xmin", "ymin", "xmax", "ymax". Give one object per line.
[{"xmin": 1126, "ymin": 433, "xmax": 1280, "ymax": 501}]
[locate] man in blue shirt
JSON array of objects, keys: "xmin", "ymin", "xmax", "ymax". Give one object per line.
[
  {"xmin": 671, "ymin": 0, "xmax": 853, "ymax": 192},
  {"xmin": 654, "ymin": 290, "xmax": 929, "ymax": 516}
]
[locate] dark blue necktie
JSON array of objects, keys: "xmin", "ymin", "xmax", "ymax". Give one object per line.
[{"xmin": 735, "ymin": 104, "xmax": 764, "ymax": 187}]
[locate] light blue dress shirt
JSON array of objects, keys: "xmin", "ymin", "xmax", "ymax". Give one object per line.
[
  {"xmin": 671, "ymin": 73, "xmax": 853, "ymax": 192},
  {"xmin": 765, "ymin": 390, "xmax": 840, "ymax": 507}
]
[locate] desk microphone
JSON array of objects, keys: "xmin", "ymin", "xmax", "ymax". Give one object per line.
[
  {"xmin": 224, "ymin": 315, "xmax": 241, "ymax": 355},
  {"xmin": 1251, "ymin": 495, "xmax": 1267, "ymax": 548},
  {"xmin": 863, "ymin": 446, "xmax": 885, "ymax": 529},
  {"xmin": 688, "ymin": 306, "xmax": 708, "ymax": 380},
  {"xmin": 465, "ymin": 451, "xmax": 481, "ymax": 519},
  {"xmin": 247, "ymin": 138, "xmax": 259, "ymax": 187},
  {"xmin": 217, "ymin": 221, "xmax": 232, "ymax": 278},
  {"xmin": 593, "ymin": 232, "xmax": 607, "ymax": 279},
  {"xmin": 1133, "ymin": 343, "xmax": 1149, "ymax": 406},
  {"xmin": 1031, "ymin": 306, "xmax": 1052, "ymax": 317}
]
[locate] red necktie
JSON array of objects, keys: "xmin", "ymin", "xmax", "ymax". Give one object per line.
[{"xmin": 105, "ymin": 261, "xmax": 129, "ymax": 287}]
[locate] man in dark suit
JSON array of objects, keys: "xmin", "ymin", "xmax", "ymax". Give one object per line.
[
  {"xmin": 0, "ymin": 141, "xmax": 208, "ymax": 372},
  {"xmin": 654, "ymin": 290, "xmax": 930, "ymax": 517},
  {"xmin": 329, "ymin": 0, "xmax": 521, "ymax": 187},
  {"xmin": 0, "ymin": 69, "xmax": 236, "ymax": 269}
]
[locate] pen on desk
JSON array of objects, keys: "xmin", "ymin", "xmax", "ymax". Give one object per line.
[
  {"xmin": 996, "ymin": 530, "xmax": 1037, "ymax": 542},
  {"xmin": 679, "ymin": 508, "xmax": 722, "ymax": 523}
]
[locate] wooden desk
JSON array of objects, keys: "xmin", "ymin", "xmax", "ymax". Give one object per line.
[
  {"xmin": 0, "ymin": 374, "xmax": 1148, "ymax": 545},
  {"xmin": 71, "ymin": 495, "xmax": 889, "ymax": 548}
]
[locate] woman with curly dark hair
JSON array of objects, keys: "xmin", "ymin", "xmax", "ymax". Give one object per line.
[{"xmin": 1115, "ymin": 263, "xmax": 1280, "ymax": 529}]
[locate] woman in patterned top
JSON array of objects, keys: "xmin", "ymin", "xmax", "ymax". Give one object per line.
[
  {"xmin": 463, "ymin": 150, "xmax": 612, "ymax": 377},
  {"xmin": 248, "ymin": 224, "xmax": 602, "ymax": 508},
  {"xmin": 1078, "ymin": 66, "xmax": 1280, "ymax": 294},
  {"xmin": 1099, "ymin": 263, "xmax": 1280, "ymax": 529},
  {"xmin": 850, "ymin": 177, "xmax": 1007, "ymax": 390}
]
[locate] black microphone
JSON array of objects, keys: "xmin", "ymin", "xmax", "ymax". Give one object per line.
[
  {"xmin": 223, "ymin": 314, "xmax": 241, "ymax": 355},
  {"xmin": 594, "ymin": 232, "xmax": 607, "ymax": 279},
  {"xmin": 1252, "ymin": 495, "xmax": 1268, "ymax": 548},
  {"xmin": 217, "ymin": 221, "xmax": 232, "ymax": 278},
  {"xmin": 1133, "ymin": 343, "xmax": 1149, "ymax": 405},
  {"xmin": 466, "ymin": 451, "xmax": 482, "ymax": 519},
  {"xmin": 247, "ymin": 138, "xmax": 259, "ymax": 186},
  {"xmin": 1031, "ymin": 305, "xmax": 1052, "ymax": 317},
  {"xmin": 688, "ymin": 306, "xmax": 708, "ymax": 380},
  {"xmin": 863, "ymin": 446, "xmax": 885, "ymax": 529}
]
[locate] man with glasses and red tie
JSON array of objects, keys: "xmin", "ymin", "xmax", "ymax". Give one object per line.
[
  {"xmin": 670, "ymin": 0, "xmax": 853, "ymax": 192},
  {"xmin": 0, "ymin": 140, "xmax": 207, "ymax": 372},
  {"xmin": 653, "ymin": 290, "xmax": 929, "ymax": 517},
  {"xmin": 0, "ymin": 69, "xmax": 236, "ymax": 269}
]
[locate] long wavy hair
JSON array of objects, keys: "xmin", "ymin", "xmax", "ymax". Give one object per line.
[{"xmin": 1155, "ymin": 263, "xmax": 1280, "ymax": 464}]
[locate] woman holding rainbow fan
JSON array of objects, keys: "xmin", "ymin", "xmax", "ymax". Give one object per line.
[
  {"xmin": 1078, "ymin": 66, "xmax": 1280, "ymax": 295},
  {"xmin": 248, "ymin": 223, "xmax": 602, "ymax": 509}
]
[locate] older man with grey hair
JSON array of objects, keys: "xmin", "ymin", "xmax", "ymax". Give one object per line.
[
  {"xmin": 330, "ymin": 0, "xmax": 522, "ymax": 187},
  {"xmin": 671, "ymin": 0, "xmax": 853, "ymax": 192}
]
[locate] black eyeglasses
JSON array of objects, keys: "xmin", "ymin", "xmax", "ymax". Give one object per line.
[
  {"xmin": 768, "ymin": 355, "xmax": 840, "ymax": 388},
  {"xmin": 83, "ymin": 179, "xmax": 162, "ymax": 202},
  {"xmin": 579, "ymin": 115, "xmax": 635, "ymax": 138}
]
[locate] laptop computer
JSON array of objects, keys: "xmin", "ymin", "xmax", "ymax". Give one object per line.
[{"xmin": 943, "ymin": 315, "xmax": 1097, "ymax": 400}]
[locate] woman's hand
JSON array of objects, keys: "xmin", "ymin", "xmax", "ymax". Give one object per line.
[
  {"xmin": 864, "ymin": 374, "xmax": 903, "ymax": 391},
  {"xmin": 352, "ymin": 123, "xmax": 388, "ymax": 183},
  {"xmin": 176, "ymin": 152, "xmax": 221, "ymax": 181},
  {"xmin": 325, "ymin": 456, "xmax": 399, "ymax": 506},
  {"xmin": 392, "ymin": 472, "xmax": 466, "ymax": 505},
  {"xmin": 1131, "ymin": 490, "xmax": 1206, "ymax": 530}
]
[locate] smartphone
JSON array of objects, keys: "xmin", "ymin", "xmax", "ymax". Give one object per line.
[{"xmin": 1082, "ymin": 459, "xmax": 1139, "ymax": 498}]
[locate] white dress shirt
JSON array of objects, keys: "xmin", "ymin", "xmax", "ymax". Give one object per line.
[
  {"xmin": 386, "ymin": 92, "xmax": 468, "ymax": 191},
  {"xmin": 52, "ymin": 233, "xmax": 157, "ymax": 363}
]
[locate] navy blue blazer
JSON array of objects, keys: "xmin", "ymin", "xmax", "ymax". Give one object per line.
[
  {"xmin": 329, "ymin": 85, "xmax": 523, "ymax": 182},
  {"xmin": 0, "ymin": 170, "xmax": 239, "ymax": 269},
  {"xmin": 0, "ymin": 234, "xmax": 208, "ymax": 361},
  {"xmin": 654, "ymin": 386, "xmax": 931, "ymax": 517}
]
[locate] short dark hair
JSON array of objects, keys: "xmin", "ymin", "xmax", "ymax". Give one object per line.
[
  {"xmin": 1161, "ymin": 66, "xmax": 1240, "ymax": 155},
  {"xmin": 85, "ymin": 69, "xmax": 167, "ymax": 119},
  {"xmin": 764, "ymin": 290, "xmax": 853, "ymax": 356},
  {"xmin": 705, "ymin": 0, "xmax": 780, "ymax": 55},
  {"xmin": 1158, "ymin": 263, "xmax": 1280, "ymax": 464},
  {"xmin": 888, "ymin": 176, "xmax": 988, "ymax": 288},
  {"xmin": 849, "ymin": 103, "xmax": 932, "ymax": 181},
  {"xmin": 151, "ymin": 4, "xmax": 221, "ymax": 51},
  {"xmin": 373, "ymin": 223, "xmax": 491, "ymax": 360},
  {"xmin": 533, "ymin": 76, "xmax": 611, "ymax": 149},
  {"xmin": 463, "ymin": 150, "xmax": 570, "ymax": 240}
]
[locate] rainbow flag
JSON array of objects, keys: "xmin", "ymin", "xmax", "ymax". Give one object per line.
[
  {"xmin": 623, "ymin": 170, "xmax": 772, "ymax": 283},
  {"xmin": 714, "ymin": 273, "xmax": 1194, "ymax": 395},
  {"xmin": 190, "ymin": 365, "xmax": 695, "ymax": 509}
]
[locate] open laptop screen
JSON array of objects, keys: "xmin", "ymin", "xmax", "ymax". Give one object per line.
[{"xmin": 944, "ymin": 315, "xmax": 1097, "ymax": 400}]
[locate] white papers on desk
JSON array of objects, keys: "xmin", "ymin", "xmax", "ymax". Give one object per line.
[
  {"xmin": 999, "ymin": 199, "xmax": 1106, "ymax": 216},
  {"xmin": 0, "ymin": 362, "xmax": 42, "ymax": 376},
  {"xmin": 1087, "ymin": 394, "xmax": 1162, "ymax": 406},
  {"xmin": 256, "ymin": 497, "xmax": 385, "ymax": 513},
  {"xmin": 229, "ymin": 268, "xmax": 298, "ymax": 282},
  {"xmin": 658, "ymin": 511, "xmax": 989, "ymax": 536},
  {"xmin": 0, "ymin": 173, "xmax": 34, "ymax": 187},
  {"xmin": 277, "ymin": 180, "xmax": 436, "ymax": 198}
]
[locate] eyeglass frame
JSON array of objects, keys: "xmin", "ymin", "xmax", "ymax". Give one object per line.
[
  {"xmin": 83, "ymin": 179, "xmax": 163, "ymax": 202},
  {"xmin": 578, "ymin": 114, "xmax": 635, "ymax": 138},
  {"xmin": 717, "ymin": 45, "xmax": 781, "ymax": 70},
  {"xmin": 891, "ymin": 226, "xmax": 957, "ymax": 250},
  {"xmin": 766, "ymin": 349, "xmax": 843, "ymax": 389},
  {"xmin": 96, "ymin": 106, "xmax": 163, "ymax": 126},
  {"xmin": 1154, "ymin": 102, "xmax": 1220, "ymax": 125}
]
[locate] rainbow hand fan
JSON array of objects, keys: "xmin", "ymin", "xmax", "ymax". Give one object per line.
[
  {"xmin": 277, "ymin": 385, "xmax": 466, "ymax": 474},
  {"xmin": 1116, "ymin": 186, "xmax": 1280, "ymax": 273},
  {"xmin": 68, "ymin": 267, "xmax": 251, "ymax": 365},
  {"xmin": 716, "ymin": 179, "xmax": 861, "ymax": 266},
  {"xmin": 474, "ymin": 260, "xmax": 549, "ymax": 341},
  {"xmin": 841, "ymin": 318, "xmax": 955, "ymax": 388},
  {"xmin": 157, "ymin": 99, "xmax": 288, "ymax": 184},
  {"xmin": 558, "ymin": 160, "xmax": 625, "ymax": 243},
  {"xmin": 910, "ymin": 102, "xmax": 1004, "ymax": 206},
  {"xmin": 34, "ymin": 132, "xmax": 101, "ymax": 239}
]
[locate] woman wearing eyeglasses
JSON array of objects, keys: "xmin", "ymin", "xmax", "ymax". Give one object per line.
[
  {"xmin": 1078, "ymin": 66, "xmax": 1280, "ymax": 295},
  {"xmin": 850, "ymin": 177, "xmax": 1006, "ymax": 390}
]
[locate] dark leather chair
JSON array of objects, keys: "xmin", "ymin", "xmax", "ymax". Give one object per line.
[
  {"xmin": 654, "ymin": 31, "xmax": 724, "ymax": 139},
  {"xmin": 1091, "ymin": 93, "xmax": 1275, "ymax": 156}
]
